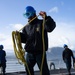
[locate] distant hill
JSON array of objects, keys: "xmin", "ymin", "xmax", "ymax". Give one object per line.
[
  {"xmin": 46, "ymin": 47, "xmax": 75, "ymax": 60},
  {"xmin": 6, "ymin": 47, "xmax": 75, "ymax": 61}
]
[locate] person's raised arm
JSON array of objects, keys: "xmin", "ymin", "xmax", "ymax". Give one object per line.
[{"xmin": 39, "ymin": 11, "xmax": 56, "ymax": 32}]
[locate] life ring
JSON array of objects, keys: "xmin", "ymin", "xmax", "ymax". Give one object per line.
[{"xmin": 50, "ymin": 62, "xmax": 55, "ymax": 70}]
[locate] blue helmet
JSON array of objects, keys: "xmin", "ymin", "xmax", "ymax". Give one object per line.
[
  {"xmin": 0, "ymin": 45, "xmax": 4, "ymax": 49},
  {"xmin": 63, "ymin": 44, "xmax": 68, "ymax": 48},
  {"xmin": 23, "ymin": 6, "xmax": 36, "ymax": 19}
]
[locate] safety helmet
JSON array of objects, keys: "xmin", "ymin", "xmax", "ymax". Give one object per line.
[
  {"xmin": 0, "ymin": 45, "xmax": 4, "ymax": 50},
  {"xmin": 23, "ymin": 6, "xmax": 36, "ymax": 19},
  {"xmin": 63, "ymin": 44, "xmax": 68, "ymax": 48}
]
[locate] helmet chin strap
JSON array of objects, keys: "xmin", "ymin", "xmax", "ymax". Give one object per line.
[
  {"xmin": 19, "ymin": 15, "xmax": 39, "ymax": 32},
  {"xmin": 28, "ymin": 15, "xmax": 37, "ymax": 21}
]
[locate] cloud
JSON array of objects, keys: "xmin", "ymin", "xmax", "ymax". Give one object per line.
[
  {"xmin": 0, "ymin": 33, "xmax": 6, "ymax": 41},
  {"xmin": 0, "ymin": 21, "xmax": 75, "ymax": 52},
  {"xmin": 0, "ymin": 33, "xmax": 12, "ymax": 51},
  {"xmin": 10, "ymin": 24, "xmax": 24, "ymax": 31},
  {"xmin": 0, "ymin": 24, "xmax": 24, "ymax": 51},
  {"xmin": 49, "ymin": 7, "xmax": 58, "ymax": 13},
  {"xmin": 48, "ymin": 21, "xmax": 75, "ymax": 50}
]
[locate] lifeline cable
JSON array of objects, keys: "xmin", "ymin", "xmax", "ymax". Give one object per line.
[
  {"xmin": 19, "ymin": 15, "xmax": 39, "ymax": 32},
  {"xmin": 12, "ymin": 31, "xmax": 31, "ymax": 75},
  {"xmin": 12, "ymin": 15, "xmax": 46, "ymax": 75},
  {"xmin": 40, "ymin": 15, "xmax": 45, "ymax": 75},
  {"xmin": 12, "ymin": 15, "xmax": 39, "ymax": 75}
]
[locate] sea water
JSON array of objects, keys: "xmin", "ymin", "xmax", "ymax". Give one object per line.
[{"xmin": 6, "ymin": 52, "xmax": 67, "ymax": 73}]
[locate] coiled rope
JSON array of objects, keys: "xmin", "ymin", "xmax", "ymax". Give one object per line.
[
  {"xmin": 12, "ymin": 15, "xmax": 46, "ymax": 75},
  {"xmin": 12, "ymin": 31, "xmax": 31, "ymax": 75}
]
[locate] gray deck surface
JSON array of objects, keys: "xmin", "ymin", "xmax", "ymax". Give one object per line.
[{"xmin": 1, "ymin": 68, "xmax": 75, "ymax": 75}]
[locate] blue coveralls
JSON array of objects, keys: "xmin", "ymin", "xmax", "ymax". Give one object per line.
[{"xmin": 0, "ymin": 49, "xmax": 6, "ymax": 75}]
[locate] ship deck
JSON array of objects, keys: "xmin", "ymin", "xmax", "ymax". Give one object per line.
[{"xmin": 3, "ymin": 68, "xmax": 75, "ymax": 75}]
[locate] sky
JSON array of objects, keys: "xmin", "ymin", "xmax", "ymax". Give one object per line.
[{"xmin": 0, "ymin": 0, "xmax": 75, "ymax": 52}]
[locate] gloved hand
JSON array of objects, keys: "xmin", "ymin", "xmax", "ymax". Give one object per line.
[{"xmin": 39, "ymin": 11, "xmax": 47, "ymax": 18}]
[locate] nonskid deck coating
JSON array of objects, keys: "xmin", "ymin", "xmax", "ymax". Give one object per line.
[{"xmin": 1, "ymin": 68, "xmax": 75, "ymax": 75}]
